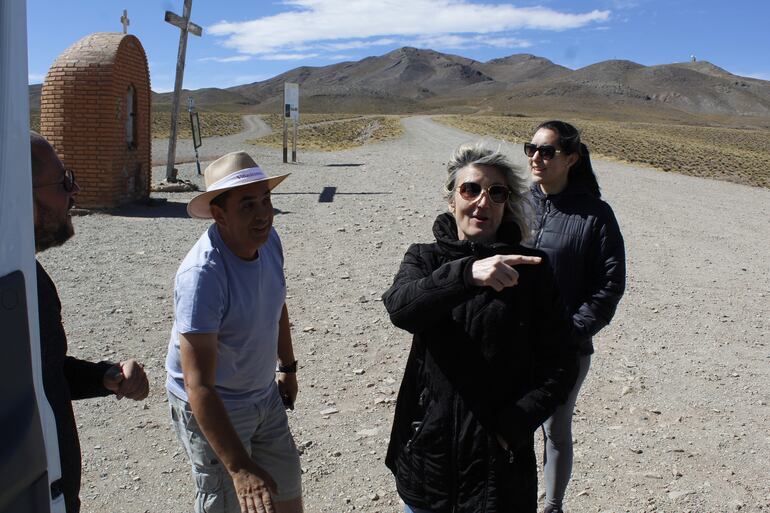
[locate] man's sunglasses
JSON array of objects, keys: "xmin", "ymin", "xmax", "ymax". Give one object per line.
[
  {"xmin": 34, "ymin": 168, "xmax": 77, "ymax": 192},
  {"xmin": 457, "ymin": 182, "xmax": 510, "ymax": 204},
  {"xmin": 524, "ymin": 143, "xmax": 562, "ymax": 160}
]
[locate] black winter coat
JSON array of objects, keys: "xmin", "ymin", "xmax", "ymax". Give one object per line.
[
  {"xmin": 383, "ymin": 213, "xmax": 578, "ymax": 513},
  {"xmin": 529, "ymin": 183, "xmax": 626, "ymax": 355},
  {"xmin": 37, "ymin": 261, "xmax": 113, "ymax": 513}
]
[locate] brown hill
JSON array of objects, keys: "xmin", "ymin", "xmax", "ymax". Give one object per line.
[
  {"xmin": 31, "ymin": 47, "xmax": 770, "ymax": 122},
  {"xmin": 479, "ymin": 54, "xmax": 570, "ymax": 83},
  {"xmin": 29, "ymin": 83, "xmax": 42, "ymax": 111},
  {"xmin": 222, "ymin": 47, "xmax": 494, "ymax": 113},
  {"xmin": 151, "ymin": 87, "xmax": 255, "ymax": 112}
]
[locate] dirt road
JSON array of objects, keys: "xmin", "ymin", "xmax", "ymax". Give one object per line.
[
  {"xmin": 40, "ymin": 116, "xmax": 769, "ymax": 512},
  {"xmin": 152, "ymin": 114, "xmax": 272, "ymax": 165}
]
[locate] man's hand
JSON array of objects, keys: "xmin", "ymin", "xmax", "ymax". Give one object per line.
[
  {"xmin": 277, "ymin": 371, "xmax": 298, "ymax": 410},
  {"xmin": 470, "ymin": 254, "xmax": 542, "ymax": 292},
  {"xmin": 231, "ymin": 463, "xmax": 278, "ymax": 513},
  {"xmin": 103, "ymin": 359, "xmax": 149, "ymax": 400}
]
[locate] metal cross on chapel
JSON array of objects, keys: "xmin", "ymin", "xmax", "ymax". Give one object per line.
[
  {"xmin": 164, "ymin": 0, "xmax": 202, "ymax": 181},
  {"xmin": 120, "ymin": 10, "xmax": 129, "ymax": 34}
]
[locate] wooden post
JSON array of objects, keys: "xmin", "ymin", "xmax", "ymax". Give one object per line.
[
  {"xmin": 282, "ymin": 114, "xmax": 288, "ymax": 163},
  {"xmin": 120, "ymin": 10, "xmax": 130, "ymax": 34},
  {"xmin": 164, "ymin": 0, "xmax": 202, "ymax": 182}
]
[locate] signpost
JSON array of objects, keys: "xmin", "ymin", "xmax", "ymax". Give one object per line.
[
  {"xmin": 283, "ymin": 82, "xmax": 299, "ymax": 163},
  {"xmin": 164, "ymin": 0, "xmax": 202, "ymax": 181},
  {"xmin": 188, "ymin": 97, "xmax": 202, "ymax": 175}
]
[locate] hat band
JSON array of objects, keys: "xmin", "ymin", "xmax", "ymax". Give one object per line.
[{"xmin": 207, "ymin": 166, "xmax": 266, "ymax": 192}]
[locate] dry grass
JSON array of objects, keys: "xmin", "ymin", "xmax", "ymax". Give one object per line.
[
  {"xmin": 249, "ymin": 114, "xmax": 404, "ymax": 151},
  {"xmin": 260, "ymin": 113, "xmax": 366, "ymax": 132},
  {"xmin": 437, "ymin": 115, "xmax": 770, "ymax": 189},
  {"xmin": 31, "ymin": 111, "xmax": 243, "ymax": 139},
  {"xmin": 151, "ymin": 111, "xmax": 244, "ymax": 139}
]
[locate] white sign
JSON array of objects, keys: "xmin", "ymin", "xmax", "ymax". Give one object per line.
[{"xmin": 284, "ymin": 82, "xmax": 299, "ymax": 121}]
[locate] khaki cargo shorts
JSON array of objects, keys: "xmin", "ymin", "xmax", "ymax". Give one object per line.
[{"xmin": 169, "ymin": 385, "xmax": 302, "ymax": 513}]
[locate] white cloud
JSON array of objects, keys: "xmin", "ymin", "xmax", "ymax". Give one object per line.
[
  {"xmin": 199, "ymin": 55, "xmax": 252, "ymax": 63},
  {"xmin": 208, "ymin": 0, "xmax": 609, "ymax": 56},
  {"xmin": 28, "ymin": 72, "xmax": 46, "ymax": 83}
]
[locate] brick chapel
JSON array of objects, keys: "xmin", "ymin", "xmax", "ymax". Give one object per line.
[{"xmin": 40, "ymin": 32, "xmax": 151, "ymax": 208}]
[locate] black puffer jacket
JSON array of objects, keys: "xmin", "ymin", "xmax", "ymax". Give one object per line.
[
  {"xmin": 383, "ymin": 213, "xmax": 578, "ymax": 513},
  {"xmin": 530, "ymin": 183, "xmax": 626, "ymax": 355}
]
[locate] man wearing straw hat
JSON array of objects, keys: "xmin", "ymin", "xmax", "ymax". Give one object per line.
[{"xmin": 166, "ymin": 151, "xmax": 303, "ymax": 513}]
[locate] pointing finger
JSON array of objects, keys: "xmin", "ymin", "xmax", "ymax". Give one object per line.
[{"xmin": 502, "ymin": 255, "xmax": 542, "ymax": 266}]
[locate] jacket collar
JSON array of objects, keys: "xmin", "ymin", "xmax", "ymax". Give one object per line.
[
  {"xmin": 531, "ymin": 180, "xmax": 589, "ymax": 202},
  {"xmin": 432, "ymin": 212, "xmax": 522, "ymax": 259}
]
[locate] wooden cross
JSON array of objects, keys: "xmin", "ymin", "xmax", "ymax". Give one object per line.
[
  {"xmin": 120, "ymin": 10, "xmax": 129, "ymax": 34},
  {"xmin": 164, "ymin": 0, "xmax": 202, "ymax": 181}
]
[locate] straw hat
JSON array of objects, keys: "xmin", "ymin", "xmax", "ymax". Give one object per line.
[{"xmin": 187, "ymin": 151, "xmax": 289, "ymax": 219}]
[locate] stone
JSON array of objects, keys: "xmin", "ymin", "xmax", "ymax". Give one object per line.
[{"xmin": 668, "ymin": 489, "xmax": 694, "ymax": 500}]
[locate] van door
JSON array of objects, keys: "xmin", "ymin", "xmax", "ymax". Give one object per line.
[{"xmin": 0, "ymin": 1, "xmax": 64, "ymax": 512}]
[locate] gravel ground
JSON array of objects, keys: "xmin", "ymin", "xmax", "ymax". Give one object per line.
[{"xmin": 38, "ymin": 116, "xmax": 770, "ymax": 512}]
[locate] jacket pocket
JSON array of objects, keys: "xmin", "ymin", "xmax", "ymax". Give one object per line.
[
  {"xmin": 405, "ymin": 387, "xmax": 433, "ymax": 453},
  {"xmin": 395, "ymin": 387, "xmax": 437, "ymax": 501}
]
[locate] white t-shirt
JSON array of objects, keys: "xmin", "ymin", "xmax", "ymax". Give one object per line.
[{"xmin": 165, "ymin": 224, "xmax": 286, "ymax": 408}]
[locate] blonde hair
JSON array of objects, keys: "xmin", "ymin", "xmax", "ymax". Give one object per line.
[{"xmin": 443, "ymin": 142, "xmax": 532, "ymax": 240}]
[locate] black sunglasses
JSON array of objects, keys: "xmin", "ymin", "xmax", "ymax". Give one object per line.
[
  {"xmin": 457, "ymin": 182, "xmax": 510, "ymax": 204},
  {"xmin": 524, "ymin": 143, "xmax": 562, "ymax": 160},
  {"xmin": 34, "ymin": 168, "xmax": 77, "ymax": 192}
]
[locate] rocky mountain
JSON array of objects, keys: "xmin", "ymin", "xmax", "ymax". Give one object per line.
[{"xmin": 32, "ymin": 47, "xmax": 770, "ymax": 119}]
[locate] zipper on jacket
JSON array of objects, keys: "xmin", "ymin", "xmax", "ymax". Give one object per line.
[
  {"xmin": 450, "ymin": 392, "xmax": 459, "ymax": 513},
  {"xmin": 535, "ymin": 199, "xmax": 551, "ymax": 248},
  {"xmin": 405, "ymin": 421, "xmax": 424, "ymax": 454},
  {"xmin": 405, "ymin": 389, "xmax": 431, "ymax": 453}
]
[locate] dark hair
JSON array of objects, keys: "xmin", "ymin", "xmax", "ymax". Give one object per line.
[
  {"xmin": 209, "ymin": 190, "xmax": 232, "ymax": 211},
  {"xmin": 536, "ymin": 120, "xmax": 601, "ymax": 198}
]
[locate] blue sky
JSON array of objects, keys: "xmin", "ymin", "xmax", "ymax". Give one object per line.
[{"xmin": 27, "ymin": 0, "xmax": 770, "ymax": 92}]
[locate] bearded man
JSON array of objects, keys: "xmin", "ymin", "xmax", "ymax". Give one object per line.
[{"xmin": 30, "ymin": 132, "xmax": 149, "ymax": 513}]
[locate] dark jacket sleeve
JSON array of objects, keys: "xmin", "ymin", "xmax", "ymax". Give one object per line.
[
  {"xmin": 573, "ymin": 205, "xmax": 626, "ymax": 340},
  {"xmin": 36, "ymin": 260, "xmax": 114, "ymax": 401},
  {"xmin": 382, "ymin": 244, "xmax": 476, "ymax": 333},
  {"xmin": 63, "ymin": 357, "xmax": 114, "ymax": 400},
  {"xmin": 494, "ymin": 259, "xmax": 579, "ymax": 447}
]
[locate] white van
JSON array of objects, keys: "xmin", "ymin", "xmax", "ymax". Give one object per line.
[{"xmin": 0, "ymin": 1, "xmax": 65, "ymax": 511}]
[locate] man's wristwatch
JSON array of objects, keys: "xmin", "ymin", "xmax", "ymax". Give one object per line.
[{"xmin": 277, "ymin": 360, "xmax": 298, "ymax": 373}]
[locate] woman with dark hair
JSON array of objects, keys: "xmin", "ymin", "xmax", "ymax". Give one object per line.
[
  {"xmin": 525, "ymin": 121, "xmax": 626, "ymax": 513},
  {"xmin": 383, "ymin": 142, "xmax": 579, "ymax": 512}
]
